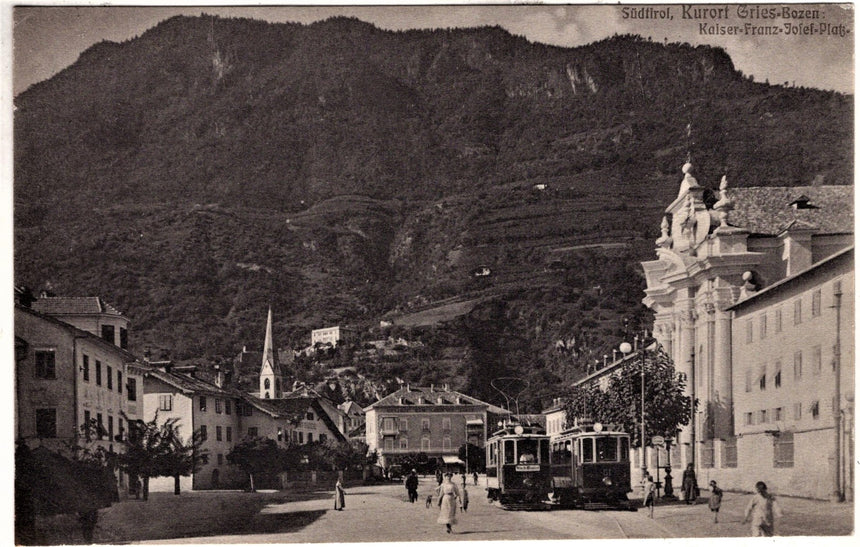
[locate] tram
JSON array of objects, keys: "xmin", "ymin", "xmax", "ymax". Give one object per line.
[
  {"xmin": 485, "ymin": 422, "xmax": 552, "ymax": 510},
  {"xmin": 549, "ymin": 422, "xmax": 633, "ymax": 509}
]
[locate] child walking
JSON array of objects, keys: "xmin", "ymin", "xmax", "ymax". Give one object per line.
[
  {"xmin": 708, "ymin": 480, "xmax": 723, "ymax": 523},
  {"xmin": 643, "ymin": 475, "xmax": 657, "ymax": 519}
]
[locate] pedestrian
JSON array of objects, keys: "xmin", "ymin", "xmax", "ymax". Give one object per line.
[
  {"xmin": 461, "ymin": 485, "xmax": 469, "ymax": 512},
  {"xmin": 405, "ymin": 469, "xmax": 419, "ymax": 503},
  {"xmin": 334, "ymin": 478, "xmax": 345, "ymax": 511},
  {"xmin": 639, "ymin": 470, "xmax": 652, "ymax": 498},
  {"xmin": 460, "ymin": 471, "xmax": 467, "ymax": 488},
  {"xmin": 436, "ymin": 472, "xmax": 462, "ymax": 534},
  {"xmin": 472, "ymin": 470, "xmax": 478, "ymax": 485},
  {"xmin": 682, "ymin": 463, "xmax": 698, "ymax": 504},
  {"xmin": 435, "ymin": 468, "xmax": 443, "ymax": 486},
  {"xmin": 642, "ymin": 475, "xmax": 657, "ymax": 519},
  {"xmin": 708, "ymin": 480, "xmax": 723, "ymax": 523},
  {"xmin": 743, "ymin": 481, "xmax": 782, "ymax": 537}
]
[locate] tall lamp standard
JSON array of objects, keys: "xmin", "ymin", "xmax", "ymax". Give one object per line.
[{"xmin": 620, "ymin": 337, "xmax": 647, "ymax": 482}]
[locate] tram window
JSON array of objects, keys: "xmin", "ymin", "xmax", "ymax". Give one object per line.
[
  {"xmin": 517, "ymin": 438, "xmax": 538, "ymax": 463},
  {"xmin": 581, "ymin": 438, "xmax": 594, "ymax": 462},
  {"xmin": 504, "ymin": 440, "xmax": 515, "ymax": 464},
  {"xmin": 619, "ymin": 437, "xmax": 629, "ymax": 461},
  {"xmin": 540, "ymin": 439, "xmax": 549, "ymax": 463},
  {"xmin": 596, "ymin": 437, "xmax": 618, "ymax": 462}
]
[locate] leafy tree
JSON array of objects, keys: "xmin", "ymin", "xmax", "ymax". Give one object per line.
[
  {"xmin": 226, "ymin": 436, "xmax": 290, "ymax": 491},
  {"xmin": 563, "ymin": 347, "xmax": 694, "ymax": 448},
  {"xmin": 118, "ymin": 413, "xmax": 208, "ymax": 500}
]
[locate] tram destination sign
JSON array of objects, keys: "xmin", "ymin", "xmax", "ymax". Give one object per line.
[
  {"xmin": 651, "ymin": 436, "xmax": 665, "ymax": 447},
  {"xmin": 516, "ymin": 464, "xmax": 541, "ymax": 472}
]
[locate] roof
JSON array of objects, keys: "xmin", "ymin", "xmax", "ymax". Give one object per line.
[
  {"xmin": 726, "ymin": 185, "xmax": 853, "ymax": 236},
  {"xmin": 247, "ymin": 397, "xmax": 347, "ymax": 443},
  {"xmin": 144, "ymin": 368, "xmax": 234, "ymax": 396},
  {"xmin": 365, "ymin": 386, "xmax": 509, "ymax": 414},
  {"xmin": 728, "ymin": 246, "xmax": 854, "ymax": 311},
  {"xmin": 15, "ymin": 304, "xmax": 140, "ymax": 363},
  {"xmin": 31, "ymin": 296, "xmax": 125, "ymax": 317},
  {"xmin": 339, "ymin": 400, "xmax": 364, "ymax": 415}
]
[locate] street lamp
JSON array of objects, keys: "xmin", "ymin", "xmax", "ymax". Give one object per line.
[{"xmin": 620, "ymin": 339, "xmax": 647, "ymax": 480}]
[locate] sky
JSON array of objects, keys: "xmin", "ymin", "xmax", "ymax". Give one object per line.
[{"xmin": 8, "ymin": 2, "xmax": 856, "ymax": 96}]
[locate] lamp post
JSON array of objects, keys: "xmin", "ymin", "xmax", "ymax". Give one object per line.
[{"xmin": 620, "ymin": 337, "xmax": 647, "ymax": 481}]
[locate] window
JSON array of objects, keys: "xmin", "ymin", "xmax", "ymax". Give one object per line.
[
  {"xmin": 226, "ymin": 427, "xmax": 232, "ymax": 442},
  {"xmin": 108, "ymin": 416, "xmax": 114, "ymax": 440},
  {"xmin": 773, "ymin": 407, "xmax": 783, "ymax": 421},
  {"xmin": 399, "ymin": 438, "xmax": 408, "ymax": 450},
  {"xmin": 95, "ymin": 360, "xmax": 102, "ymax": 386},
  {"xmin": 120, "ymin": 327, "xmax": 128, "ymax": 349},
  {"xmin": 399, "ymin": 418, "xmax": 408, "ymax": 431},
  {"xmin": 36, "ymin": 409, "xmax": 57, "ymax": 438},
  {"xmin": 794, "ymin": 351, "xmax": 803, "ymax": 380},
  {"xmin": 744, "ymin": 369, "xmax": 752, "ymax": 392},
  {"xmin": 35, "ymin": 350, "xmax": 56, "ymax": 379},
  {"xmin": 793, "ymin": 299, "xmax": 802, "ymax": 324},
  {"xmin": 159, "ymin": 394, "xmax": 173, "ymax": 411},
  {"xmin": 774, "ymin": 361, "xmax": 782, "ymax": 388},
  {"xmin": 744, "ymin": 412, "xmax": 753, "ymax": 426},
  {"xmin": 225, "ymin": 400, "xmax": 231, "ymax": 415},
  {"xmin": 319, "ymin": 433, "xmax": 326, "ymax": 443},
  {"xmin": 745, "ymin": 320, "xmax": 753, "ymax": 343},
  {"xmin": 216, "ymin": 426, "xmax": 223, "ymax": 441},
  {"xmin": 811, "ymin": 401, "xmax": 820, "ymax": 420},
  {"xmin": 383, "ymin": 437, "xmax": 393, "ymax": 450},
  {"xmin": 82, "ymin": 355, "xmax": 90, "ymax": 382},
  {"xmin": 118, "ymin": 418, "xmax": 124, "ymax": 442},
  {"xmin": 758, "ymin": 364, "xmax": 767, "ymax": 391},
  {"xmin": 773, "ymin": 431, "xmax": 794, "ymax": 468},
  {"xmin": 127, "ymin": 378, "xmax": 137, "ymax": 401},
  {"xmin": 723, "ymin": 436, "xmax": 738, "ymax": 468},
  {"xmin": 306, "ymin": 412, "xmax": 314, "ymax": 421},
  {"xmin": 97, "ymin": 413, "xmax": 104, "ymax": 439},
  {"xmin": 442, "ymin": 436, "xmax": 451, "ymax": 449},
  {"xmin": 793, "ymin": 402, "xmax": 802, "ymax": 421},
  {"xmin": 277, "ymin": 427, "xmax": 283, "ymax": 442},
  {"xmin": 701, "ymin": 440, "xmax": 715, "ymax": 468},
  {"xmin": 117, "ymin": 370, "xmax": 122, "ymax": 394},
  {"xmin": 101, "ymin": 325, "xmax": 115, "ymax": 344},
  {"xmin": 107, "ymin": 366, "xmax": 113, "ymax": 390},
  {"xmin": 759, "ymin": 314, "xmax": 767, "ymax": 339},
  {"xmin": 308, "ymin": 433, "xmax": 313, "ymax": 443},
  {"xmin": 84, "ymin": 410, "xmax": 91, "ymax": 440},
  {"xmin": 421, "ymin": 438, "xmax": 430, "ymax": 450},
  {"xmin": 421, "ymin": 418, "xmax": 430, "ymax": 431},
  {"xmin": 775, "ymin": 309, "xmax": 782, "ymax": 333},
  {"xmin": 812, "ymin": 290, "xmax": 821, "ymax": 317},
  {"xmin": 581, "ymin": 438, "xmax": 594, "ymax": 463},
  {"xmin": 812, "ymin": 345, "xmax": 822, "ymax": 375},
  {"xmin": 758, "ymin": 409, "xmax": 768, "ymax": 424},
  {"xmin": 217, "ymin": 453, "xmax": 223, "ymax": 466},
  {"xmin": 215, "ymin": 399, "xmax": 222, "ymax": 414},
  {"xmin": 382, "ymin": 417, "xmax": 395, "ymax": 431},
  {"xmin": 248, "ymin": 427, "xmax": 259, "ymax": 438},
  {"xmin": 442, "ymin": 418, "xmax": 451, "ymax": 431},
  {"xmin": 200, "ymin": 425, "xmax": 207, "ymax": 441},
  {"xmin": 264, "ymin": 378, "xmax": 270, "ymax": 389},
  {"xmin": 200, "ymin": 397, "xmax": 207, "ymax": 412}
]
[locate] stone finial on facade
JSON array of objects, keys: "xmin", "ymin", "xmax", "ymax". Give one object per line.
[
  {"xmin": 677, "ymin": 162, "xmax": 700, "ymax": 198},
  {"xmin": 656, "ymin": 215, "xmax": 672, "ymax": 247},
  {"xmin": 739, "ymin": 270, "xmax": 758, "ymax": 299},
  {"xmin": 713, "ymin": 175, "xmax": 734, "ymax": 228}
]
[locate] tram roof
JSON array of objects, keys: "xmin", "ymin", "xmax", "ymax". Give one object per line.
[{"xmin": 554, "ymin": 423, "xmax": 627, "ymax": 438}]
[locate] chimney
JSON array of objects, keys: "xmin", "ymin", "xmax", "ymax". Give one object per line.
[
  {"xmin": 214, "ymin": 365, "xmax": 225, "ymax": 388},
  {"xmin": 430, "ymin": 384, "xmax": 434, "ymax": 392}
]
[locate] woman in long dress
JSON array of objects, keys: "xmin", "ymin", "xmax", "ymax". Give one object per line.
[
  {"xmin": 436, "ymin": 472, "xmax": 462, "ymax": 533},
  {"xmin": 334, "ymin": 478, "xmax": 345, "ymax": 511},
  {"xmin": 682, "ymin": 463, "xmax": 698, "ymax": 504}
]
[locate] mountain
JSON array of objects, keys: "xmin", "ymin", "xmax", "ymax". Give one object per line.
[{"xmin": 14, "ymin": 15, "xmax": 853, "ymax": 410}]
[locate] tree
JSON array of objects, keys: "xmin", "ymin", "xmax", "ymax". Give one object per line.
[
  {"xmin": 458, "ymin": 443, "xmax": 486, "ymax": 473},
  {"xmin": 118, "ymin": 413, "xmax": 208, "ymax": 500},
  {"xmin": 226, "ymin": 436, "xmax": 290, "ymax": 491},
  {"xmin": 563, "ymin": 347, "xmax": 695, "ymax": 448}
]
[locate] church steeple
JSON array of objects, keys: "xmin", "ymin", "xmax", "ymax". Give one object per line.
[{"xmin": 259, "ymin": 307, "xmax": 283, "ymax": 399}]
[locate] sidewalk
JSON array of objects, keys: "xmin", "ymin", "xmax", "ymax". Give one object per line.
[{"xmin": 639, "ymin": 492, "xmax": 854, "ymax": 537}]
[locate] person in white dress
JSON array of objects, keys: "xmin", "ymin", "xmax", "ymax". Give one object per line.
[{"xmin": 435, "ymin": 472, "xmax": 462, "ymax": 533}]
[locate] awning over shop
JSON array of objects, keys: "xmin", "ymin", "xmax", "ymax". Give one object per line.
[{"xmin": 442, "ymin": 455, "xmax": 465, "ymax": 465}]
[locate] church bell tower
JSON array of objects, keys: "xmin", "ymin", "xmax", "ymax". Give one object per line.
[{"xmin": 259, "ymin": 307, "xmax": 284, "ymax": 399}]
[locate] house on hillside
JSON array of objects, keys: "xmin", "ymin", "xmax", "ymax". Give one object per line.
[
  {"xmin": 31, "ymin": 295, "xmax": 131, "ymax": 350},
  {"xmin": 365, "ymin": 385, "xmax": 509, "ymax": 470},
  {"xmin": 311, "ymin": 326, "xmax": 353, "ymax": 348}
]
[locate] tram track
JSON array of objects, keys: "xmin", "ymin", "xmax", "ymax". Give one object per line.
[{"xmin": 604, "ymin": 511, "xmax": 630, "ymax": 539}]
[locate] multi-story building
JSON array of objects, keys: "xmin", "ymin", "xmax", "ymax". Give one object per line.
[
  {"xmin": 15, "ymin": 302, "xmax": 143, "ymax": 495},
  {"xmin": 31, "ymin": 295, "xmax": 131, "ymax": 351},
  {"xmin": 311, "ymin": 326, "xmax": 352, "ymax": 348},
  {"xmin": 364, "ymin": 385, "xmax": 509, "ymax": 469},
  {"xmin": 638, "ymin": 161, "xmax": 853, "ymax": 500},
  {"xmin": 339, "ymin": 399, "xmax": 365, "ymax": 437}
]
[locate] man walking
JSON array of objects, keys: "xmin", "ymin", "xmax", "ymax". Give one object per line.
[
  {"xmin": 405, "ymin": 469, "xmax": 419, "ymax": 503},
  {"xmin": 743, "ymin": 481, "xmax": 782, "ymax": 536}
]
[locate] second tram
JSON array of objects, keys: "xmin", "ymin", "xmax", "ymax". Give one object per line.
[{"xmin": 485, "ymin": 422, "xmax": 552, "ymax": 509}]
